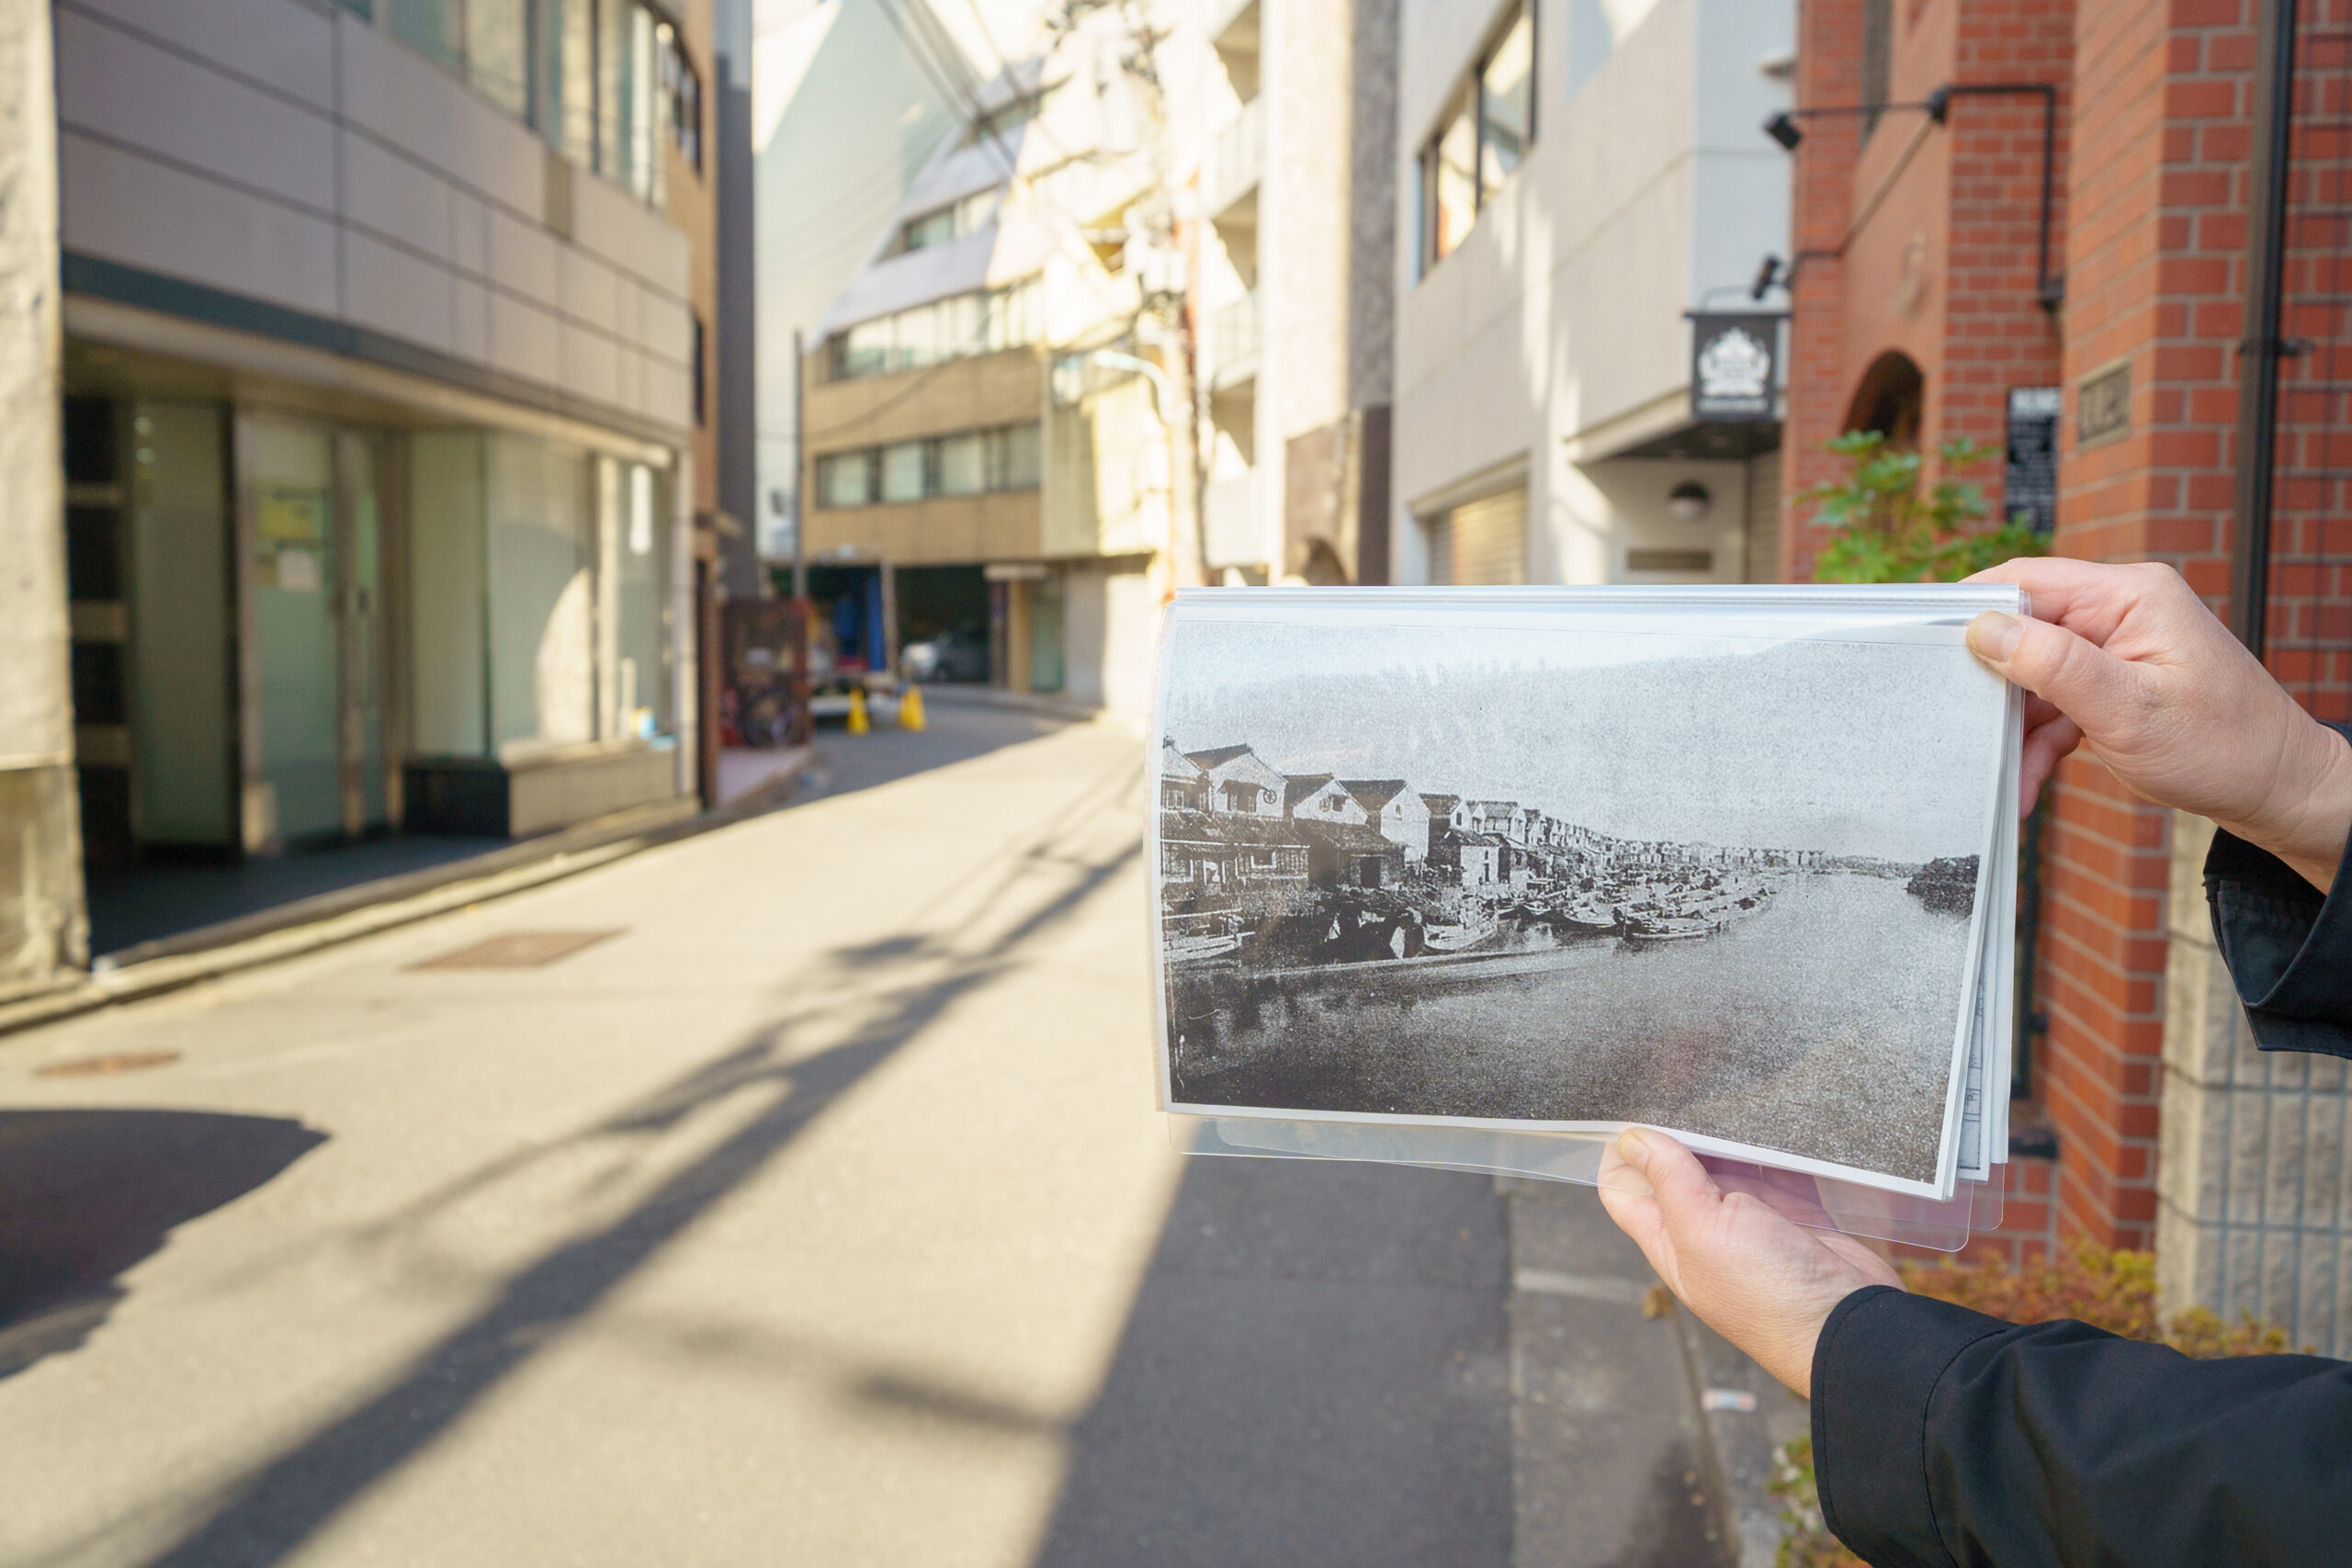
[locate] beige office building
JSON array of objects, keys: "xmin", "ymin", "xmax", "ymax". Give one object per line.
[{"xmin": 797, "ymin": 22, "xmax": 1175, "ymax": 716}]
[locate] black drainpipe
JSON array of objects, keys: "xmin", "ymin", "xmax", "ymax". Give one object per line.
[{"xmin": 2233, "ymin": 0, "xmax": 2301, "ymax": 660}]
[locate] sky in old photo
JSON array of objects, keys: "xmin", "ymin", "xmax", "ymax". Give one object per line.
[{"xmin": 1159, "ymin": 614, "xmax": 2007, "ymax": 864}]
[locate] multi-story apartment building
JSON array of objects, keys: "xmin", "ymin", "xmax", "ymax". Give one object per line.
[
  {"xmin": 1188, "ymin": 0, "xmax": 1399, "ymax": 586},
  {"xmin": 1390, "ymin": 0, "xmax": 1793, "ymax": 587},
  {"xmin": 797, "ymin": 17, "xmax": 1177, "ymax": 714},
  {"xmin": 4, "ymin": 0, "xmax": 720, "ymax": 987}
]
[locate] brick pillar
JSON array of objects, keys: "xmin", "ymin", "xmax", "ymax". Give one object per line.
[
  {"xmin": 2041, "ymin": 0, "xmax": 2253, "ymax": 1247},
  {"xmin": 1781, "ymin": 0, "xmax": 1866, "ymax": 583}
]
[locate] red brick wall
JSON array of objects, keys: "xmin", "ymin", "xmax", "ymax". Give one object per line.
[
  {"xmin": 1780, "ymin": 0, "xmax": 1864, "ymax": 582},
  {"xmin": 1786, "ymin": 0, "xmax": 2274, "ymax": 1254},
  {"xmin": 2037, "ymin": 0, "xmax": 2251, "ymax": 1249},
  {"xmin": 1782, "ymin": 0, "xmax": 2071, "ymax": 566},
  {"xmin": 2266, "ymin": 1, "xmax": 2352, "ymax": 723}
]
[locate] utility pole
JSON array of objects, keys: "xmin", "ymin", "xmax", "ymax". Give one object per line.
[{"xmin": 791, "ymin": 326, "xmax": 809, "ymax": 601}]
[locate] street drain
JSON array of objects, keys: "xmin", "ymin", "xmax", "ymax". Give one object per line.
[
  {"xmin": 36, "ymin": 1050, "xmax": 180, "ymax": 1078},
  {"xmin": 408, "ymin": 929, "xmax": 626, "ymax": 971}
]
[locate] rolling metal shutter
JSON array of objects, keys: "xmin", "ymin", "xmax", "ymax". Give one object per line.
[{"xmin": 1428, "ymin": 485, "xmax": 1527, "ymax": 585}]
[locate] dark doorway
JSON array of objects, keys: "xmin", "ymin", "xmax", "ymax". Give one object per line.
[
  {"xmin": 1845, "ymin": 350, "xmax": 1926, "ymax": 450},
  {"xmin": 800, "ymin": 564, "xmax": 886, "ymax": 674},
  {"xmin": 895, "ymin": 564, "xmax": 991, "ymax": 683}
]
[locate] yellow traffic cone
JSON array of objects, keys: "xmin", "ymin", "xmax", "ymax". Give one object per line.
[
  {"xmin": 899, "ymin": 683, "xmax": 926, "ymax": 731},
  {"xmin": 847, "ymin": 686, "xmax": 869, "ymax": 734}
]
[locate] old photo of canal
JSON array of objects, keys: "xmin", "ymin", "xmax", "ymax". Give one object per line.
[{"xmin": 1153, "ymin": 607, "xmax": 2009, "ymax": 1194}]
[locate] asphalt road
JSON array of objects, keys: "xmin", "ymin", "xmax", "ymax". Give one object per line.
[
  {"xmin": 0, "ymin": 705, "xmax": 1545, "ymax": 1568},
  {"xmin": 0, "ymin": 703, "xmax": 1763, "ymax": 1567}
]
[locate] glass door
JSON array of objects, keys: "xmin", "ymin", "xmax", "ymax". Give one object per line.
[
  {"xmin": 337, "ymin": 432, "xmax": 390, "ymax": 831},
  {"xmin": 246, "ymin": 420, "xmax": 343, "ymax": 844}
]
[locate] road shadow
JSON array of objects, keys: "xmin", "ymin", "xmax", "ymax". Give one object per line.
[
  {"xmin": 1029, "ymin": 1156, "xmax": 1514, "ymax": 1568},
  {"xmin": 0, "ymin": 1110, "xmax": 327, "ymax": 1378},
  {"xmin": 96, "ymin": 773, "xmax": 1141, "ymax": 1568}
]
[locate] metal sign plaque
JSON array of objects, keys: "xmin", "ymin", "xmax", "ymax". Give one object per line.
[
  {"xmin": 2004, "ymin": 386, "xmax": 2062, "ymax": 533},
  {"xmin": 1690, "ymin": 313, "xmax": 1781, "ymax": 422}
]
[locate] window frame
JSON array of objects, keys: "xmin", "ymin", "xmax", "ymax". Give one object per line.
[
  {"xmin": 363, "ymin": 0, "xmax": 701, "ymax": 208},
  {"xmin": 808, "ymin": 423, "xmax": 1045, "ymax": 509},
  {"xmin": 1415, "ymin": 0, "xmax": 1539, "ymax": 279}
]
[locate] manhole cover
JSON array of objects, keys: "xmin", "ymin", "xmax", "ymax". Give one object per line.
[
  {"xmin": 36, "ymin": 1051, "xmax": 180, "ymax": 1078},
  {"xmin": 408, "ymin": 930, "xmax": 625, "ymax": 971}
]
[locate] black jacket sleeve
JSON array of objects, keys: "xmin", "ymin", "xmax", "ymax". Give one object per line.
[
  {"xmin": 2204, "ymin": 721, "xmax": 2352, "ymax": 1056},
  {"xmin": 1813, "ymin": 1286, "xmax": 2352, "ymax": 1568},
  {"xmin": 1813, "ymin": 727, "xmax": 2352, "ymax": 1567}
]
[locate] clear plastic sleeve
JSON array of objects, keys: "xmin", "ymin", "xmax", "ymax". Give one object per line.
[{"xmin": 1151, "ymin": 584, "xmax": 2025, "ymax": 1251}]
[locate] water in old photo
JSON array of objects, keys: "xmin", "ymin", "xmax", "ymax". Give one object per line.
[{"xmin": 1167, "ymin": 868, "xmax": 1973, "ymax": 1186}]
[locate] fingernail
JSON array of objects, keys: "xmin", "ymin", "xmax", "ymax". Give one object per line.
[
  {"xmin": 1967, "ymin": 611, "xmax": 2024, "ymax": 663},
  {"xmin": 1617, "ymin": 1128, "xmax": 1653, "ymax": 1171}
]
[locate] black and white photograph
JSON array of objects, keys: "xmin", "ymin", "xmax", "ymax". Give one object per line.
[{"xmin": 1153, "ymin": 604, "xmax": 2011, "ymax": 1196}]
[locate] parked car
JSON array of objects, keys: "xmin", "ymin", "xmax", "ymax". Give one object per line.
[{"xmin": 899, "ymin": 626, "xmax": 989, "ymax": 683}]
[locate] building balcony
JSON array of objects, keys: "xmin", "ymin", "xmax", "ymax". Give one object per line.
[
  {"xmin": 1209, "ymin": 0, "xmax": 1261, "ymax": 96},
  {"xmin": 1204, "ymin": 98, "xmax": 1264, "ymax": 226},
  {"xmin": 1210, "ymin": 292, "xmax": 1261, "ymax": 389}
]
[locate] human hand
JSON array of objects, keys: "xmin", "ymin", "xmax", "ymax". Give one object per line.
[
  {"xmin": 1965, "ymin": 558, "xmax": 2352, "ymax": 892},
  {"xmin": 1596, "ymin": 1128, "xmax": 1901, "ymax": 1395}
]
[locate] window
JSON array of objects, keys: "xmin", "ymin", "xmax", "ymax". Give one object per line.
[
  {"xmin": 1860, "ymin": 0, "xmax": 1892, "ymax": 139},
  {"xmin": 880, "ymin": 442, "xmax": 927, "ymax": 503},
  {"xmin": 1418, "ymin": 2, "xmax": 1537, "ymax": 276},
  {"xmin": 826, "ymin": 276, "xmax": 1044, "ymax": 380},
  {"xmin": 989, "ymin": 423, "xmax": 1041, "ymax": 490},
  {"xmin": 465, "ymin": 0, "xmax": 529, "ymax": 118},
  {"xmin": 892, "ymin": 189, "xmax": 1002, "ymax": 256},
  {"xmin": 662, "ymin": 28, "xmax": 702, "ymax": 169},
  {"xmin": 542, "ymin": 0, "xmax": 595, "ymax": 164},
  {"xmin": 691, "ymin": 314, "xmax": 707, "ymax": 427},
  {"xmin": 811, "ymin": 423, "xmax": 1044, "ymax": 507},
  {"xmin": 1478, "ymin": 10, "xmax": 1534, "ymax": 190},
  {"xmin": 598, "ymin": 0, "xmax": 656, "ymax": 198},
  {"xmin": 386, "ymin": 0, "xmax": 461, "ymax": 72},
  {"xmin": 369, "ymin": 0, "xmax": 696, "ymax": 209},
  {"xmin": 936, "ymin": 432, "xmax": 986, "ymax": 496},
  {"xmin": 818, "ymin": 451, "xmax": 876, "ymax": 509}
]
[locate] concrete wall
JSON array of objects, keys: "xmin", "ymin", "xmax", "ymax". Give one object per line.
[
  {"xmin": 0, "ymin": 0, "xmax": 86, "ymax": 995},
  {"xmin": 1389, "ymin": 0, "xmax": 1792, "ymax": 585},
  {"xmin": 2157, "ymin": 811, "xmax": 2352, "ymax": 1356},
  {"xmin": 56, "ymin": 0, "xmax": 695, "ymax": 434}
]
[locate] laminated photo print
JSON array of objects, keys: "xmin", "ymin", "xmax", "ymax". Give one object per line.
[{"xmin": 1150, "ymin": 588, "xmax": 2021, "ymax": 1200}]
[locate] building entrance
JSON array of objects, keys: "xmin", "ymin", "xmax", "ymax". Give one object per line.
[{"xmin": 243, "ymin": 417, "xmax": 394, "ymax": 848}]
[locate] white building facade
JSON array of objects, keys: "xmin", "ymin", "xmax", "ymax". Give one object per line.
[
  {"xmin": 1391, "ymin": 0, "xmax": 1793, "ymax": 587},
  {"xmin": 56, "ymin": 0, "xmax": 709, "ymax": 880}
]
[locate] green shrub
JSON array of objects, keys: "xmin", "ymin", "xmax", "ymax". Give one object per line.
[{"xmin": 1799, "ymin": 432, "xmax": 2047, "ymax": 583}]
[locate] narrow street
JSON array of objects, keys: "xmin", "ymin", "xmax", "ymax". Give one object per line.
[{"xmin": 0, "ymin": 708, "xmax": 1748, "ymax": 1568}]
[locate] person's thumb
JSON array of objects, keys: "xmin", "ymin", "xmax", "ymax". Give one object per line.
[
  {"xmin": 1617, "ymin": 1129, "xmax": 1720, "ymax": 1224},
  {"xmin": 1967, "ymin": 610, "xmax": 2141, "ymax": 736}
]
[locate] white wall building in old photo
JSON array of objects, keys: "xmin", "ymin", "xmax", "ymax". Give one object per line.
[{"xmin": 1391, "ymin": 0, "xmax": 1793, "ymax": 587}]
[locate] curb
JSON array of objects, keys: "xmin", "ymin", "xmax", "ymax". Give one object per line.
[
  {"xmin": 1668, "ymin": 1284, "xmax": 1810, "ymax": 1566},
  {"xmin": 0, "ymin": 754, "xmax": 810, "ymax": 1043},
  {"xmin": 913, "ymin": 683, "xmax": 1117, "ymax": 724}
]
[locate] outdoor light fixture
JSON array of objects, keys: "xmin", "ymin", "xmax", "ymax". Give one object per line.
[
  {"xmin": 1667, "ymin": 482, "xmax": 1713, "ymax": 523},
  {"xmin": 1759, "ymin": 82, "xmax": 2064, "ymax": 310}
]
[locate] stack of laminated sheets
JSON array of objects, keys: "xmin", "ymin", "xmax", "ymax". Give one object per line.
[{"xmin": 1148, "ymin": 585, "xmax": 2024, "ymax": 1250}]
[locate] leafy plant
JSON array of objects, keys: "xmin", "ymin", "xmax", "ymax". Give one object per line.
[
  {"xmin": 1775, "ymin": 1239, "xmax": 2300, "ymax": 1565},
  {"xmin": 1800, "ymin": 432, "xmax": 2048, "ymax": 583}
]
